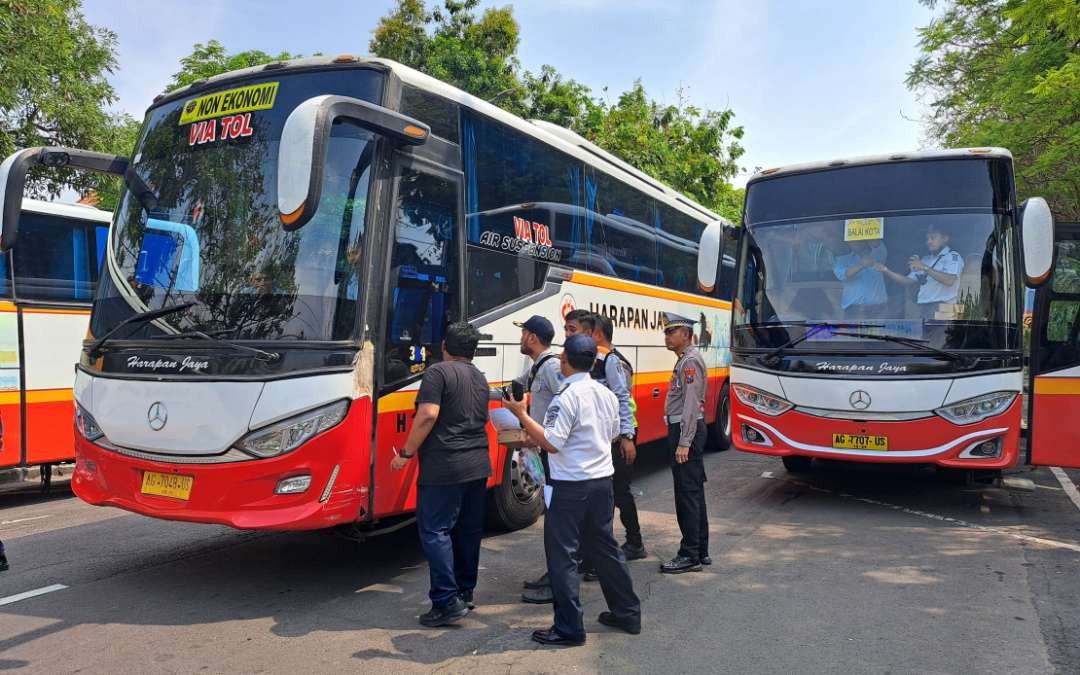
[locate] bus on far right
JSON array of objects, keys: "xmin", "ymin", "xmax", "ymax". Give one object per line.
[{"xmin": 729, "ymin": 148, "xmax": 1080, "ymax": 475}]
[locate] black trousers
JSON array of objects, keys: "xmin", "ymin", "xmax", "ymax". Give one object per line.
[
  {"xmin": 668, "ymin": 420, "xmax": 709, "ymax": 561},
  {"xmin": 611, "ymin": 443, "xmax": 642, "ymax": 546},
  {"xmin": 545, "ymin": 477, "xmax": 641, "ymax": 641},
  {"xmin": 416, "ymin": 478, "xmax": 488, "ymax": 608}
]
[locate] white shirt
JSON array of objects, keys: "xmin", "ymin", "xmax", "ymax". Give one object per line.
[
  {"xmin": 909, "ymin": 245, "xmax": 965, "ymax": 304},
  {"xmin": 542, "ymin": 372, "xmax": 619, "ymax": 481}
]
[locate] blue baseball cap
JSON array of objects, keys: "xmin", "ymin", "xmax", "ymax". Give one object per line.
[
  {"xmin": 563, "ymin": 333, "xmax": 598, "ymax": 361},
  {"xmin": 513, "ymin": 315, "xmax": 555, "ymax": 345}
]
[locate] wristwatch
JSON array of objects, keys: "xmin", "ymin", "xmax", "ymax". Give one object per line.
[
  {"xmin": 619, "ymin": 433, "xmax": 635, "ymax": 442},
  {"xmin": 399, "ymin": 449, "xmax": 416, "ymax": 459}
]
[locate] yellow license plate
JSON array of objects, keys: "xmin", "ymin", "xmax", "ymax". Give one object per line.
[
  {"xmin": 141, "ymin": 471, "xmax": 194, "ymax": 500},
  {"xmin": 832, "ymin": 433, "xmax": 888, "ymax": 451}
]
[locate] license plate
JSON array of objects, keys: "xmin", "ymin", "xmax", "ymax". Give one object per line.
[
  {"xmin": 832, "ymin": 433, "xmax": 888, "ymax": 451},
  {"xmin": 141, "ymin": 471, "xmax": 194, "ymax": 500}
]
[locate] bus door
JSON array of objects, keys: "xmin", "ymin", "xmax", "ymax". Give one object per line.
[
  {"xmin": 373, "ymin": 156, "xmax": 466, "ymax": 516},
  {"xmin": 9, "ymin": 212, "xmax": 103, "ymax": 468},
  {"xmin": 1029, "ymin": 222, "xmax": 1080, "ymax": 468},
  {"xmin": 0, "ymin": 251, "xmax": 19, "ymax": 469}
]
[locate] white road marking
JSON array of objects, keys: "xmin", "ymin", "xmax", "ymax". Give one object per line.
[
  {"xmin": 760, "ymin": 471, "xmax": 774, "ymax": 478},
  {"xmin": 762, "ymin": 474, "xmax": 1080, "ymax": 554},
  {"xmin": 0, "ymin": 515, "xmax": 52, "ymax": 526},
  {"xmin": 0, "ymin": 584, "xmax": 68, "ymax": 607},
  {"xmin": 1050, "ymin": 467, "xmax": 1080, "ymax": 513}
]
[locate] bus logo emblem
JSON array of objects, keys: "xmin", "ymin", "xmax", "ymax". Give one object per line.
[
  {"xmin": 148, "ymin": 402, "xmax": 168, "ymax": 431},
  {"xmin": 849, "ymin": 390, "xmax": 871, "ymax": 410}
]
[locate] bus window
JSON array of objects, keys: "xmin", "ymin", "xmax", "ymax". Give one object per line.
[
  {"xmin": 12, "ymin": 211, "xmax": 101, "ymax": 302},
  {"xmin": 384, "ymin": 166, "xmax": 460, "ymax": 384},
  {"xmin": 466, "ymin": 246, "xmax": 546, "ymax": 318}
]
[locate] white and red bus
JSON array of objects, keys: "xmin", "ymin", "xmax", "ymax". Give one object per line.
[
  {"xmin": 729, "ymin": 149, "xmax": 1076, "ymax": 474},
  {"xmin": 0, "ymin": 198, "xmax": 109, "ymax": 489},
  {"xmin": 0, "ymin": 57, "xmax": 736, "ymax": 533}
]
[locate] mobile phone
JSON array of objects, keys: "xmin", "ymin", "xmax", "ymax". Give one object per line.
[{"xmin": 511, "ymin": 380, "xmax": 525, "ymax": 402}]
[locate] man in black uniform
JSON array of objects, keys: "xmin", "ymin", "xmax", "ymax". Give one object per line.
[{"xmin": 660, "ymin": 312, "xmax": 711, "ymax": 574}]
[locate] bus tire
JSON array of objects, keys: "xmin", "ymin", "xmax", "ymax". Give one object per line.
[
  {"xmin": 487, "ymin": 448, "xmax": 544, "ymax": 531},
  {"xmin": 782, "ymin": 455, "xmax": 813, "ymax": 473},
  {"xmin": 707, "ymin": 383, "xmax": 733, "ymax": 452}
]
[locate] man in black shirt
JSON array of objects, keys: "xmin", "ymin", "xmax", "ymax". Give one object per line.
[{"xmin": 391, "ymin": 322, "xmax": 492, "ymax": 627}]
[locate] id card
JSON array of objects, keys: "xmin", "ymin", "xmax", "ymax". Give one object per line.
[{"xmin": 543, "ymin": 485, "xmax": 553, "ymax": 508}]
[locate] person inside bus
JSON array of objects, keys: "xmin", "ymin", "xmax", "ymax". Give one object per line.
[
  {"xmin": 876, "ymin": 225, "xmax": 964, "ymax": 320},
  {"xmin": 390, "ymin": 321, "xmax": 491, "ymax": 628},
  {"xmin": 832, "ymin": 239, "xmax": 888, "ymax": 320}
]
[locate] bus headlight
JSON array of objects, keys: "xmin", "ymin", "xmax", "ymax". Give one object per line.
[
  {"xmin": 732, "ymin": 384, "xmax": 794, "ymax": 417},
  {"xmin": 75, "ymin": 404, "xmax": 105, "ymax": 442},
  {"xmin": 934, "ymin": 391, "xmax": 1017, "ymax": 426},
  {"xmin": 235, "ymin": 400, "xmax": 349, "ymax": 459}
]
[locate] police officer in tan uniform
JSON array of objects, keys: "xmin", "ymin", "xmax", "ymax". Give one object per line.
[{"xmin": 660, "ymin": 313, "xmax": 711, "ymax": 574}]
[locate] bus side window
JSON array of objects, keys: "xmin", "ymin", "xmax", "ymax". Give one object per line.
[
  {"xmin": 0, "ymin": 253, "xmax": 10, "ymax": 298},
  {"xmin": 12, "ymin": 212, "xmax": 100, "ymax": 302},
  {"xmin": 384, "ymin": 167, "xmax": 461, "ymax": 385}
]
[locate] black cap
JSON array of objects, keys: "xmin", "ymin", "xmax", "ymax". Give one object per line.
[
  {"xmin": 563, "ymin": 333, "xmax": 598, "ymax": 361},
  {"xmin": 513, "ymin": 315, "xmax": 555, "ymax": 345}
]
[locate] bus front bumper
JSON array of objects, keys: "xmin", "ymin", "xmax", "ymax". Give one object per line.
[
  {"xmin": 70, "ymin": 404, "xmax": 371, "ymax": 531},
  {"xmin": 731, "ymin": 397, "xmax": 1022, "ymax": 469}
]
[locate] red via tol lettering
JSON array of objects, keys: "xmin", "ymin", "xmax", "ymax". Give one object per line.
[{"xmin": 188, "ymin": 113, "xmax": 254, "ymax": 146}]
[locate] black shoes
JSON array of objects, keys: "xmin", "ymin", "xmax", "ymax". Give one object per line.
[
  {"xmin": 582, "ymin": 570, "xmax": 599, "ymax": 582},
  {"xmin": 701, "ymin": 556, "xmax": 712, "ymax": 566},
  {"xmin": 419, "ymin": 597, "xmax": 469, "ymax": 627},
  {"xmin": 460, "ymin": 590, "xmax": 476, "ymax": 610},
  {"xmin": 532, "ymin": 627, "xmax": 585, "ymax": 647},
  {"xmin": 621, "ymin": 542, "xmax": 648, "ymax": 560},
  {"xmin": 598, "ymin": 611, "xmax": 641, "ymax": 635},
  {"xmin": 660, "ymin": 555, "xmax": 702, "ymax": 574},
  {"xmin": 521, "ymin": 585, "xmax": 554, "ymax": 604},
  {"xmin": 522, "ymin": 572, "xmax": 550, "ymax": 590},
  {"xmin": 0, "ymin": 554, "xmax": 8, "ymax": 572}
]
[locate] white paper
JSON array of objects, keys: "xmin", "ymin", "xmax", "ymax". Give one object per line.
[
  {"xmin": 489, "ymin": 407, "xmax": 523, "ymax": 431},
  {"xmin": 543, "ymin": 485, "xmax": 553, "ymax": 508}
]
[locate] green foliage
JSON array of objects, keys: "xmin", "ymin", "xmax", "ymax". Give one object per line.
[
  {"xmin": 169, "ymin": 40, "xmax": 305, "ymax": 91},
  {"xmin": 907, "ymin": 0, "xmax": 1080, "ymax": 220},
  {"xmin": 0, "ymin": 0, "xmax": 129, "ymax": 199},
  {"xmin": 370, "ymin": 0, "xmax": 745, "ymax": 221}
]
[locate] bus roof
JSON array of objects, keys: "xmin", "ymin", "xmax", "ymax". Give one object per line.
[
  {"xmin": 151, "ymin": 56, "xmax": 726, "ymax": 227},
  {"xmin": 22, "ymin": 198, "xmax": 111, "ymax": 223},
  {"xmin": 747, "ymin": 148, "xmax": 1013, "ymax": 186}
]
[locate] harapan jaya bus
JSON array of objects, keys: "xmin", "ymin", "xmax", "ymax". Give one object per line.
[
  {"xmin": 0, "ymin": 56, "xmax": 736, "ymax": 534},
  {"xmin": 0, "ymin": 199, "xmax": 110, "ymax": 489},
  {"xmin": 729, "ymin": 149, "xmax": 1078, "ymax": 475}
]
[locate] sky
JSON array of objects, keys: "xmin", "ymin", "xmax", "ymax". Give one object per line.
[{"xmin": 81, "ymin": 0, "xmax": 936, "ymax": 188}]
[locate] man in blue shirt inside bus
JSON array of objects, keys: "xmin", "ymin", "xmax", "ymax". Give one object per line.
[{"xmin": 833, "ymin": 239, "xmax": 888, "ymax": 320}]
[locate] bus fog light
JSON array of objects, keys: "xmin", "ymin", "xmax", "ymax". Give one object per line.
[
  {"xmin": 960, "ymin": 438, "xmax": 1002, "ymax": 459},
  {"xmin": 275, "ymin": 475, "xmax": 312, "ymax": 495},
  {"xmin": 742, "ymin": 425, "xmax": 770, "ymax": 445}
]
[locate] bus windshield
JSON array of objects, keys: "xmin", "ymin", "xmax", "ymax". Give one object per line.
[
  {"xmin": 734, "ymin": 159, "xmax": 1020, "ymax": 353},
  {"xmin": 91, "ymin": 68, "xmax": 384, "ymax": 343}
]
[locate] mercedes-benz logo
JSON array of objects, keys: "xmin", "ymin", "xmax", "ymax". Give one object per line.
[
  {"xmin": 147, "ymin": 402, "xmax": 168, "ymax": 431},
  {"xmin": 849, "ymin": 390, "xmax": 872, "ymax": 410}
]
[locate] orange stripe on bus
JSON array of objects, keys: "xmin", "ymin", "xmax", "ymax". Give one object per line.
[
  {"xmin": 570, "ymin": 271, "xmax": 733, "ymax": 310},
  {"xmin": 1034, "ymin": 377, "xmax": 1080, "ymax": 396},
  {"xmin": 0, "ymin": 388, "xmax": 75, "ymax": 405},
  {"xmin": 376, "ymin": 368, "xmax": 730, "ymax": 414},
  {"xmin": 22, "ymin": 307, "xmax": 91, "ymax": 316},
  {"xmin": 0, "ymin": 301, "xmax": 16, "ymax": 312}
]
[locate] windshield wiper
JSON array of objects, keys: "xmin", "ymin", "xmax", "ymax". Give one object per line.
[
  {"xmin": 150, "ymin": 330, "xmax": 280, "ymax": 362},
  {"xmin": 830, "ymin": 331, "xmax": 972, "ymax": 366},
  {"xmin": 86, "ymin": 302, "xmax": 196, "ymax": 358},
  {"xmin": 759, "ymin": 323, "xmax": 883, "ymax": 366}
]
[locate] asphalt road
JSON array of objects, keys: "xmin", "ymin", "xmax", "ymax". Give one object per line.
[{"xmin": 2, "ymin": 450, "xmax": 1079, "ymax": 675}]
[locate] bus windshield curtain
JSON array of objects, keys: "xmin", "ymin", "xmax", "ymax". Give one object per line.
[
  {"xmin": 567, "ymin": 166, "xmax": 584, "ymax": 258},
  {"xmin": 72, "ymin": 226, "xmax": 89, "ymax": 300}
]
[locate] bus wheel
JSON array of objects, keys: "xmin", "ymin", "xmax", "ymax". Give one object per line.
[
  {"xmin": 488, "ymin": 448, "xmax": 544, "ymax": 531},
  {"xmin": 782, "ymin": 456, "xmax": 813, "ymax": 473},
  {"xmin": 707, "ymin": 383, "xmax": 733, "ymax": 452}
]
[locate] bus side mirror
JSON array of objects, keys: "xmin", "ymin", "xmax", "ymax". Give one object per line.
[
  {"xmin": 696, "ymin": 220, "xmax": 727, "ymax": 293},
  {"xmin": 0, "ymin": 147, "xmax": 128, "ymax": 252},
  {"xmin": 277, "ymin": 95, "xmax": 430, "ymax": 232},
  {"xmin": 1021, "ymin": 197, "xmax": 1054, "ymax": 287}
]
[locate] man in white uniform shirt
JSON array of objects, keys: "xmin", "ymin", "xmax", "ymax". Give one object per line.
[
  {"xmin": 877, "ymin": 224, "xmax": 965, "ymax": 319},
  {"xmin": 504, "ymin": 334, "xmax": 641, "ymax": 647}
]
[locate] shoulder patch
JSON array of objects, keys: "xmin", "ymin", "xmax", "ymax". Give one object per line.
[
  {"xmin": 543, "ymin": 405, "xmax": 560, "ymax": 426},
  {"xmin": 684, "ymin": 366, "xmax": 697, "ymax": 384}
]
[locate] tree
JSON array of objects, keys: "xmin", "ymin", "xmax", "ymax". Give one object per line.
[
  {"xmin": 370, "ymin": 0, "xmax": 745, "ymax": 221},
  {"xmin": 908, "ymin": 0, "xmax": 1080, "ymax": 220},
  {"xmin": 0, "ymin": 0, "xmax": 126, "ymax": 198},
  {"xmin": 169, "ymin": 40, "xmax": 304, "ymax": 91}
]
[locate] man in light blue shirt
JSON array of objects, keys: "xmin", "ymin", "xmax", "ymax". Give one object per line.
[{"xmin": 833, "ymin": 240, "xmax": 888, "ymax": 319}]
